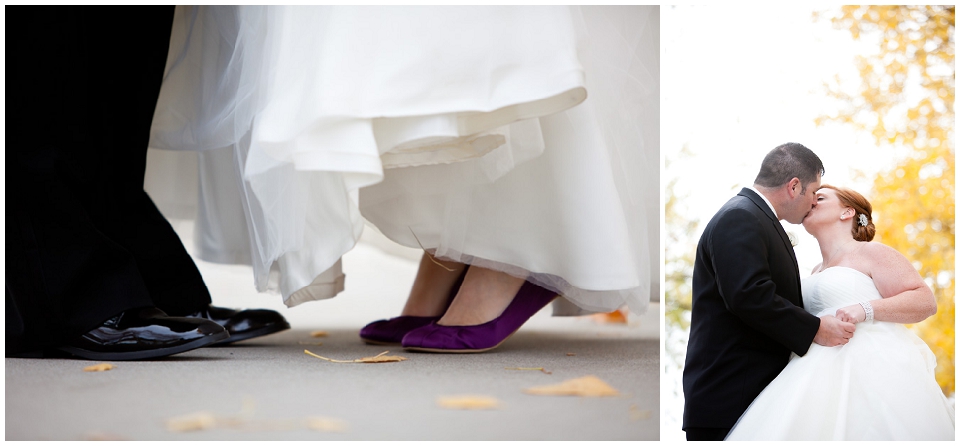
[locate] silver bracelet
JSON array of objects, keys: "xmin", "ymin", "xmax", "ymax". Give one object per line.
[{"xmin": 859, "ymin": 301, "xmax": 874, "ymax": 322}]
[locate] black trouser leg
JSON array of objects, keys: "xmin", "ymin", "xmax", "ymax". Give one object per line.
[
  {"xmin": 70, "ymin": 6, "xmax": 212, "ymax": 315},
  {"xmin": 684, "ymin": 427, "xmax": 731, "ymax": 441},
  {"xmin": 6, "ymin": 6, "xmax": 209, "ymax": 354}
]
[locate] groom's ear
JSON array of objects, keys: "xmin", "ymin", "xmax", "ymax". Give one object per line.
[{"xmin": 786, "ymin": 177, "xmax": 802, "ymax": 198}]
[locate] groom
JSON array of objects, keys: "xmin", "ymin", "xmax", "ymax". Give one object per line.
[{"xmin": 681, "ymin": 143, "xmax": 857, "ymax": 440}]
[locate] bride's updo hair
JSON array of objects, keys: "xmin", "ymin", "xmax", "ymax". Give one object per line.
[{"xmin": 820, "ymin": 184, "xmax": 875, "ymax": 242}]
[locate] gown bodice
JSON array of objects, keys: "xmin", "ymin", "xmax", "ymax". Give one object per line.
[{"xmin": 801, "ymin": 266, "xmax": 881, "ymax": 317}]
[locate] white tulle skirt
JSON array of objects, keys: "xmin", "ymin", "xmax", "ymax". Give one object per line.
[
  {"xmin": 726, "ymin": 320, "xmax": 955, "ymax": 440},
  {"xmin": 146, "ymin": 6, "xmax": 658, "ymax": 314}
]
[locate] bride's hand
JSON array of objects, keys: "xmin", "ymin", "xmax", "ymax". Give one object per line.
[{"xmin": 835, "ymin": 304, "xmax": 866, "ymax": 323}]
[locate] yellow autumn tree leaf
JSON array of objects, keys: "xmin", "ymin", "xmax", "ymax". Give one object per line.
[
  {"xmin": 664, "ymin": 147, "xmax": 700, "ymax": 373},
  {"xmin": 817, "ymin": 5, "xmax": 955, "ymax": 395}
]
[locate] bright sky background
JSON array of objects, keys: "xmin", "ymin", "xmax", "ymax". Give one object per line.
[
  {"xmin": 661, "ymin": 5, "xmax": 908, "ymax": 440},
  {"xmin": 663, "ymin": 4, "xmax": 904, "ymax": 275}
]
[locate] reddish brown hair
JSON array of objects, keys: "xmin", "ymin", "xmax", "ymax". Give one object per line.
[{"xmin": 820, "ymin": 184, "xmax": 875, "ymax": 242}]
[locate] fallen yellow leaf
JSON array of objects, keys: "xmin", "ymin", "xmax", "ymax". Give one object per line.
[
  {"xmin": 436, "ymin": 395, "xmax": 501, "ymax": 410},
  {"xmin": 166, "ymin": 411, "xmax": 217, "ymax": 432},
  {"xmin": 523, "ymin": 375, "xmax": 619, "ymax": 397},
  {"xmin": 165, "ymin": 399, "xmax": 349, "ymax": 434},
  {"xmin": 629, "ymin": 404, "xmax": 652, "ymax": 421},
  {"xmin": 84, "ymin": 432, "xmax": 127, "ymax": 440},
  {"xmin": 309, "ymin": 331, "xmax": 329, "ymax": 338},
  {"xmin": 304, "ymin": 350, "xmax": 407, "ymax": 363},
  {"xmin": 591, "ymin": 308, "xmax": 629, "ymax": 324},
  {"xmin": 83, "ymin": 363, "xmax": 114, "ymax": 372},
  {"xmin": 358, "ymin": 354, "xmax": 408, "ymax": 363},
  {"xmin": 306, "ymin": 416, "xmax": 349, "ymax": 432}
]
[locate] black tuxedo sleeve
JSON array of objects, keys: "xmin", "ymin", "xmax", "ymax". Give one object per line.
[{"xmin": 709, "ymin": 208, "xmax": 820, "ymax": 355}]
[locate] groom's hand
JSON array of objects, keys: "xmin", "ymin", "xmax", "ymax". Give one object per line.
[{"xmin": 813, "ymin": 315, "xmax": 856, "ymax": 346}]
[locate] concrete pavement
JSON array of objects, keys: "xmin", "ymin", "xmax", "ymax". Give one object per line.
[{"xmin": 5, "ymin": 222, "xmax": 659, "ymax": 440}]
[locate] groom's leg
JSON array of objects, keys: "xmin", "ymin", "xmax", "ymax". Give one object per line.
[
  {"xmin": 74, "ymin": 7, "xmax": 289, "ymax": 342},
  {"xmin": 5, "ymin": 7, "xmax": 160, "ymax": 353},
  {"xmin": 69, "ymin": 6, "xmax": 214, "ymax": 315},
  {"xmin": 684, "ymin": 427, "xmax": 730, "ymax": 441}
]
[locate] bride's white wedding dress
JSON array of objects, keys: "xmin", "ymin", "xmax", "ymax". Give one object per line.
[
  {"xmin": 145, "ymin": 6, "xmax": 657, "ymax": 314},
  {"xmin": 726, "ymin": 266, "xmax": 955, "ymax": 440}
]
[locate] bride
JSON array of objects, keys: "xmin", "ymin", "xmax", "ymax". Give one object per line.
[{"xmin": 726, "ymin": 185, "xmax": 954, "ymax": 440}]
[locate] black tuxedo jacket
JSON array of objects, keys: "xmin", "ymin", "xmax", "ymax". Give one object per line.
[{"xmin": 682, "ymin": 188, "xmax": 820, "ymax": 430}]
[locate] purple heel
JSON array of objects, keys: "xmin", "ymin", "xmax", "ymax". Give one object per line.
[
  {"xmin": 359, "ymin": 267, "xmax": 468, "ymax": 345},
  {"xmin": 401, "ymin": 281, "xmax": 558, "ymax": 353}
]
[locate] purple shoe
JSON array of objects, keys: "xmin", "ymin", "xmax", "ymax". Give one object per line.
[
  {"xmin": 360, "ymin": 315, "xmax": 441, "ymax": 346},
  {"xmin": 401, "ymin": 281, "xmax": 558, "ymax": 353},
  {"xmin": 359, "ymin": 267, "xmax": 468, "ymax": 345}
]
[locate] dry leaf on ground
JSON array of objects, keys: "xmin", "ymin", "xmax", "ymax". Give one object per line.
[
  {"xmin": 309, "ymin": 330, "xmax": 329, "ymax": 337},
  {"xmin": 436, "ymin": 395, "xmax": 501, "ymax": 410},
  {"xmin": 629, "ymin": 404, "xmax": 652, "ymax": 421},
  {"xmin": 565, "ymin": 353, "xmax": 576, "ymax": 356},
  {"xmin": 523, "ymin": 375, "xmax": 620, "ymax": 397},
  {"xmin": 306, "ymin": 416, "xmax": 349, "ymax": 432},
  {"xmin": 358, "ymin": 354, "xmax": 408, "ymax": 363},
  {"xmin": 165, "ymin": 399, "xmax": 348, "ymax": 434},
  {"xmin": 166, "ymin": 411, "xmax": 217, "ymax": 432},
  {"xmin": 82, "ymin": 363, "xmax": 115, "ymax": 372},
  {"xmin": 223, "ymin": 418, "xmax": 345, "ymax": 433},
  {"xmin": 83, "ymin": 432, "xmax": 127, "ymax": 440},
  {"xmin": 591, "ymin": 308, "xmax": 629, "ymax": 324},
  {"xmin": 304, "ymin": 350, "xmax": 407, "ymax": 363}
]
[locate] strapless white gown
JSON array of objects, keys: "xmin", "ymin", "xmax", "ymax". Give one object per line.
[
  {"xmin": 726, "ymin": 267, "xmax": 955, "ymax": 440},
  {"xmin": 145, "ymin": 6, "xmax": 658, "ymax": 313}
]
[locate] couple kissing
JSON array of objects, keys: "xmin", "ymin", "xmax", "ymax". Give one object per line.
[{"xmin": 682, "ymin": 142, "xmax": 954, "ymax": 441}]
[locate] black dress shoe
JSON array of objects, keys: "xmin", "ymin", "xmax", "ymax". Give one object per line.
[
  {"xmin": 178, "ymin": 305, "xmax": 290, "ymax": 345},
  {"xmin": 58, "ymin": 307, "xmax": 229, "ymax": 361}
]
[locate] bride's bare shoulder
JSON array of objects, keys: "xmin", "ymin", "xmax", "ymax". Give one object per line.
[
  {"xmin": 860, "ymin": 240, "xmax": 899, "ymax": 256},
  {"xmin": 859, "ymin": 241, "xmax": 914, "ymax": 272}
]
